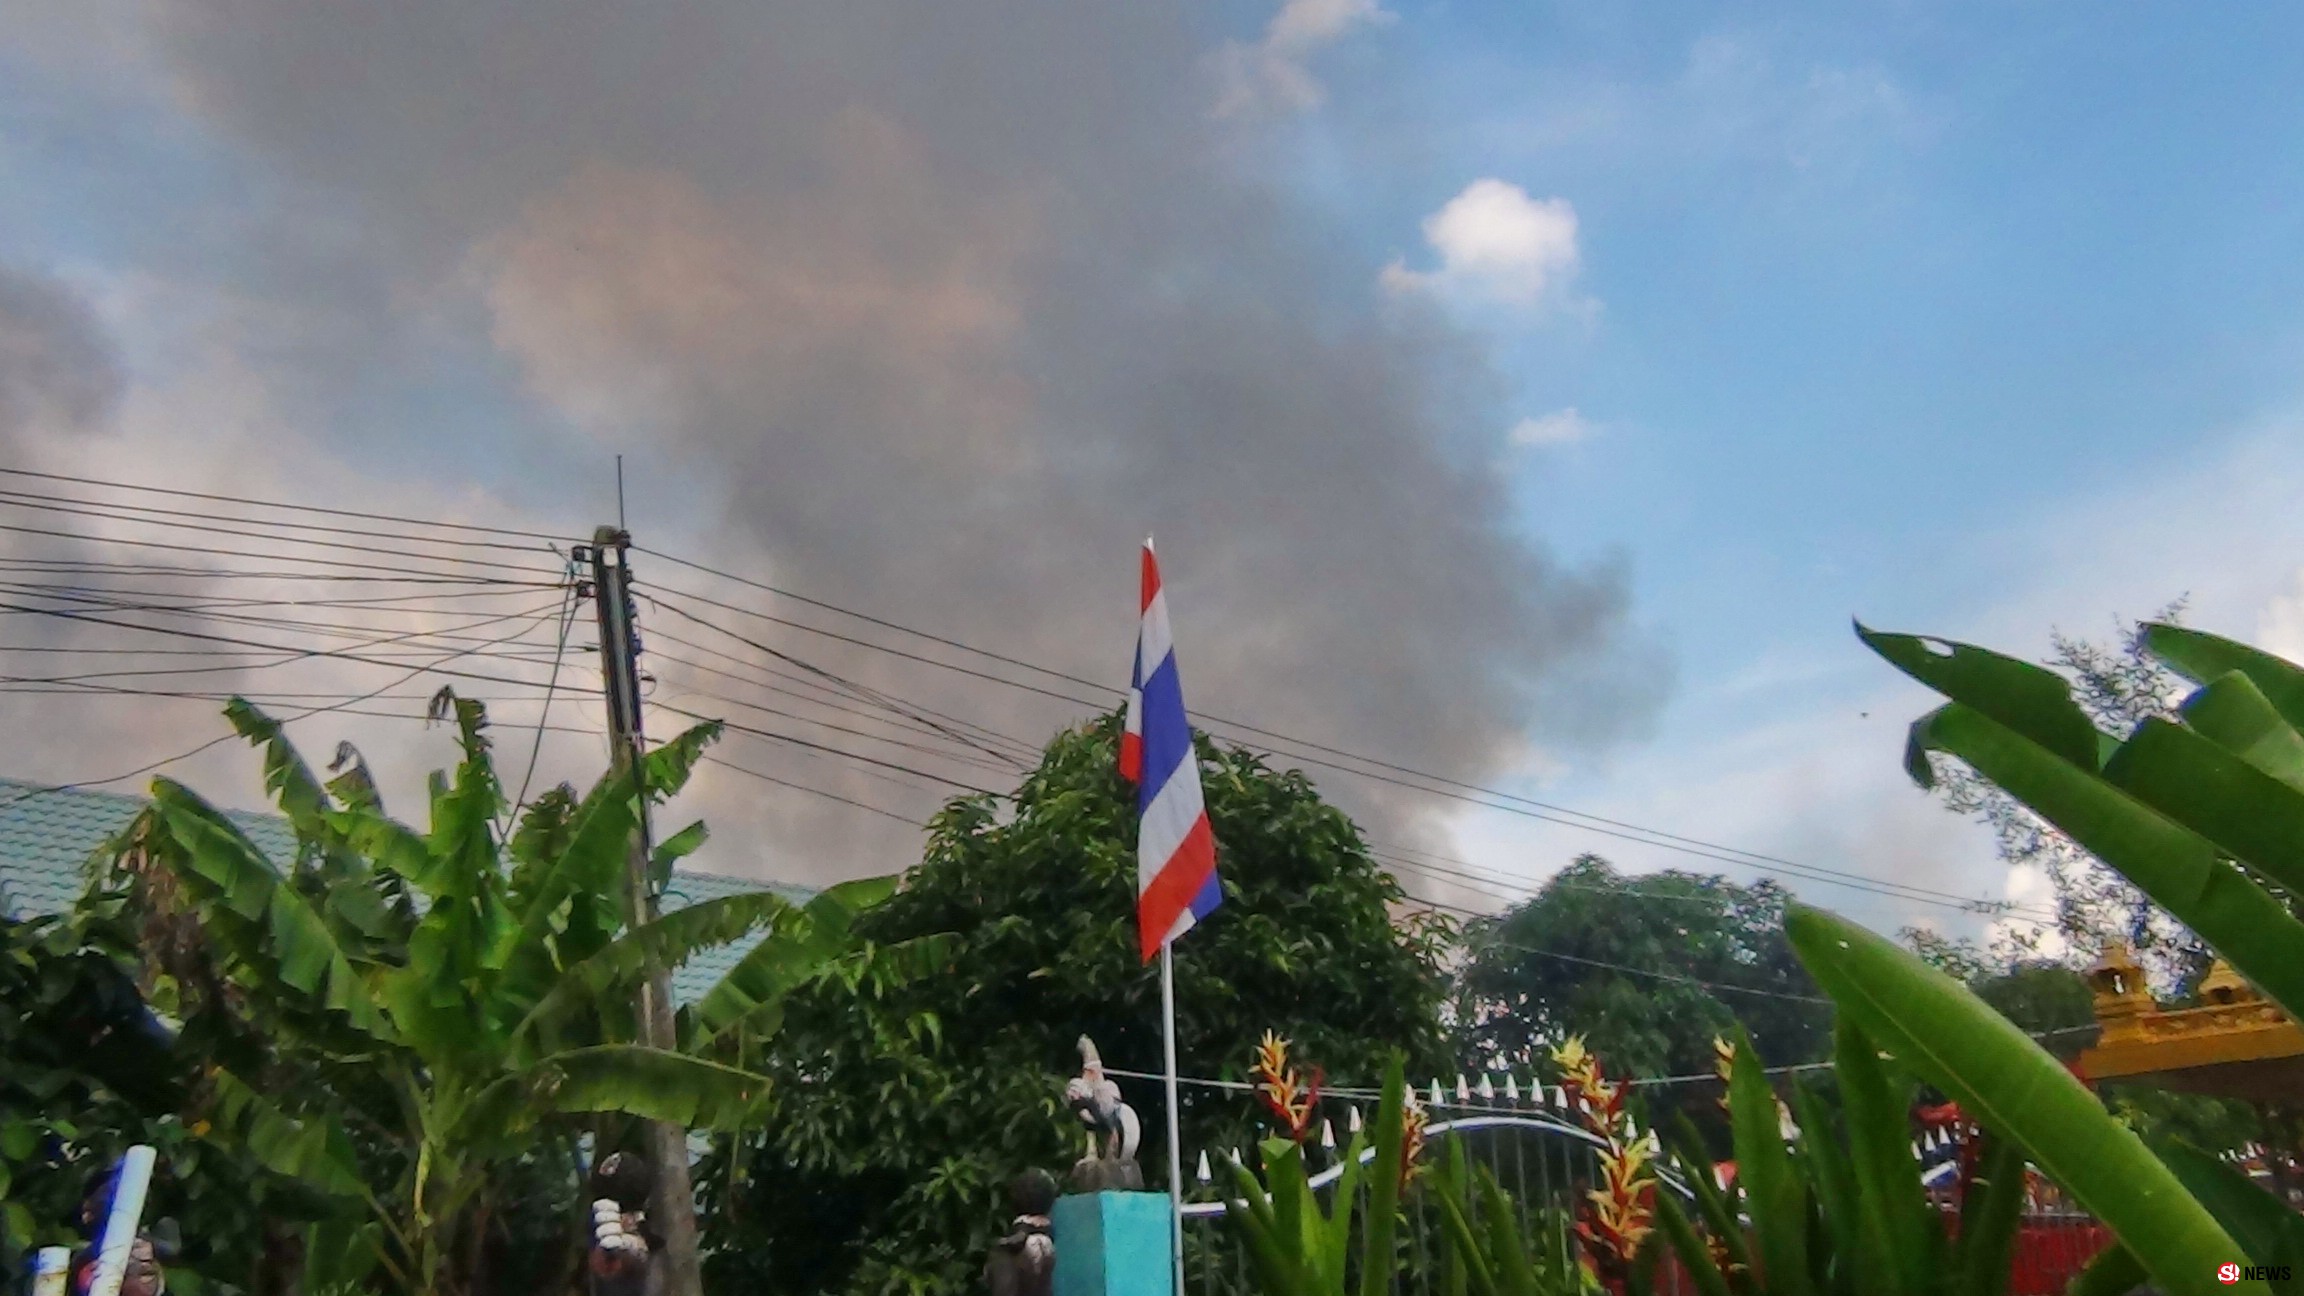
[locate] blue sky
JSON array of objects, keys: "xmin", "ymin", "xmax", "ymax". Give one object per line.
[{"xmin": 2, "ymin": 0, "xmax": 2301, "ymax": 938}]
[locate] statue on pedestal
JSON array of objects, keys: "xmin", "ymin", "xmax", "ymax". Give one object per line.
[
  {"xmin": 983, "ymin": 1168, "xmax": 1058, "ymax": 1296},
  {"xmin": 584, "ymin": 1151, "xmax": 667, "ymax": 1296},
  {"xmin": 1062, "ymin": 1036, "xmax": 1143, "ymax": 1193}
]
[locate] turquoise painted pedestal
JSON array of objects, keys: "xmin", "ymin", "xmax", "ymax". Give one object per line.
[{"xmin": 1053, "ymin": 1191, "xmax": 1173, "ymax": 1296}]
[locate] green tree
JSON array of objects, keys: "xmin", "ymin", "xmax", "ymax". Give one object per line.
[
  {"xmin": 103, "ymin": 693, "xmax": 885, "ymax": 1295},
  {"xmin": 1450, "ymin": 854, "xmax": 1831, "ymax": 1080},
  {"xmin": 1927, "ymin": 602, "xmax": 2208, "ymax": 986},
  {"xmin": 698, "ymin": 714, "xmax": 1452, "ymax": 1296},
  {"xmin": 0, "ymin": 905, "xmax": 320, "ymax": 1293}
]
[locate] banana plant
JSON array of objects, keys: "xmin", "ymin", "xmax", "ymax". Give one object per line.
[
  {"xmin": 100, "ymin": 692, "xmax": 928, "ymax": 1296},
  {"xmin": 1652, "ymin": 1021, "xmax": 2039, "ymax": 1296},
  {"xmin": 1842, "ymin": 619, "xmax": 2304, "ymax": 1291}
]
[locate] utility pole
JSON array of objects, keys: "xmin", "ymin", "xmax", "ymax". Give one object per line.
[{"xmin": 583, "ymin": 525, "xmax": 705, "ymax": 1296}]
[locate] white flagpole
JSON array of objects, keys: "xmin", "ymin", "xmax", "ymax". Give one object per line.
[{"xmin": 1160, "ymin": 936, "xmax": 1186, "ymax": 1296}]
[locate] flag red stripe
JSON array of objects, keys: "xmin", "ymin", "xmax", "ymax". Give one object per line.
[{"xmin": 1136, "ymin": 813, "xmax": 1216, "ymax": 962}]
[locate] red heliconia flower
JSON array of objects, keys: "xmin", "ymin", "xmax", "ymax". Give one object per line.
[
  {"xmin": 1250, "ymin": 1031, "xmax": 1323, "ymax": 1144},
  {"xmin": 1552, "ymin": 1036, "xmax": 1657, "ymax": 1296},
  {"xmin": 1398, "ymin": 1091, "xmax": 1428, "ymax": 1192}
]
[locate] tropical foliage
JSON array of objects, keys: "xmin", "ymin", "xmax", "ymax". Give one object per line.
[
  {"xmin": 698, "ymin": 714, "xmax": 1453, "ymax": 1296},
  {"xmin": 95, "ymin": 692, "xmax": 893, "ymax": 1295},
  {"xmin": 0, "ymin": 905, "xmax": 309, "ymax": 1293},
  {"xmin": 1922, "ymin": 604, "xmax": 2205, "ymax": 984},
  {"xmin": 1797, "ymin": 617, "xmax": 2304, "ymax": 1294},
  {"xmin": 1217, "ymin": 1040, "xmax": 1593, "ymax": 1296},
  {"xmin": 1655, "ymin": 1022, "xmax": 2053, "ymax": 1296}
]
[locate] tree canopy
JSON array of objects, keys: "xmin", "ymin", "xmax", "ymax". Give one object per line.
[
  {"xmin": 699, "ymin": 713, "xmax": 1452, "ymax": 1296},
  {"xmin": 1450, "ymin": 854, "xmax": 1830, "ymax": 1081}
]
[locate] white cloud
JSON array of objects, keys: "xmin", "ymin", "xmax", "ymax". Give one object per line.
[
  {"xmin": 1382, "ymin": 180, "xmax": 1583, "ymax": 309},
  {"xmin": 1509, "ymin": 407, "xmax": 1593, "ymax": 448},
  {"xmin": 1431, "ymin": 414, "xmax": 2304, "ymax": 943},
  {"xmin": 1211, "ymin": 0, "xmax": 1393, "ymax": 118},
  {"xmin": 2259, "ymin": 567, "xmax": 2304, "ymax": 661}
]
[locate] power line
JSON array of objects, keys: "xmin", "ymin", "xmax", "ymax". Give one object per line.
[
  {"xmin": 0, "ymin": 518, "xmax": 559, "ymax": 584},
  {"xmin": 632, "ymin": 551, "xmax": 2034, "ymax": 919},
  {"xmin": 0, "ymin": 596, "xmax": 594, "ymax": 698},
  {"xmin": 653, "ymin": 703, "xmax": 1005, "ymax": 798},
  {"xmin": 0, "ymin": 497, "xmax": 566, "ymax": 581},
  {"xmin": 647, "ymin": 640, "xmax": 1041, "ymax": 763},
  {"xmin": 700, "ymin": 754, "xmax": 930, "ymax": 826},
  {"xmin": 512, "ymin": 581, "xmax": 583, "ymax": 815},
  {"xmin": 0, "ymin": 485, "xmax": 559, "ymax": 558},
  {"xmin": 651, "ymin": 681, "xmax": 1025, "ymax": 773},
  {"xmin": 0, "ymin": 465, "xmax": 567, "ymax": 542},
  {"xmin": 0, "ymin": 601, "xmax": 592, "ymax": 812},
  {"xmin": 642, "ymin": 591, "xmax": 1029, "ymax": 770}
]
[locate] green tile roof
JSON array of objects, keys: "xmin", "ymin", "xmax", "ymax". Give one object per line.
[{"xmin": 0, "ymin": 778, "xmax": 811, "ymax": 1006}]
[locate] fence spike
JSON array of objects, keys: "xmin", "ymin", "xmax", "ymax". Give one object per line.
[
  {"xmin": 1349, "ymin": 1105, "xmax": 1363, "ymax": 1132},
  {"xmin": 1196, "ymin": 1150, "xmax": 1213, "ymax": 1183},
  {"xmin": 1504, "ymin": 1075, "xmax": 1521, "ymax": 1103},
  {"xmin": 1456, "ymin": 1074, "xmax": 1471, "ymax": 1101},
  {"xmin": 1476, "ymin": 1074, "xmax": 1496, "ymax": 1101},
  {"xmin": 1431, "ymin": 1080, "xmax": 1447, "ymax": 1108},
  {"xmin": 1321, "ymin": 1119, "xmax": 1337, "ymax": 1150}
]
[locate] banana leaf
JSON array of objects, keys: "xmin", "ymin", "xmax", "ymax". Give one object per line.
[
  {"xmin": 2063, "ymin": 1243, "xmax": 2146, "ymax": 1296},
  {"xmin": 1787, "ymin": 1080, "xmax": 1860, "ymax": 1296},
  {"xmin": 1857, "ymin": 625, "xmax": 2106, "ymax": 770},
  {"xmin": 511, "ymin": 888, "xmax": 805, "ymax": 1056},
  {"xmin": 1653, "ymin": 1190, "xmax": 1738, "ymax": 1296},
  {"xmin": 457, "ymin": 1043, "xmax": 769, "ymax": 1152},
  {"xmin": 1834, "ymin": 1018, "xmax": 1937, "ymax": 1296},
  {"xmin": 202, "ymin": 1067, "xmax": 366, "ymax": 1197},
  {"xmin": 149, "ymin": 780, "xmax": 393, "ymax": 1038},
  {"xmin": 642, "ymin": 720, "xmax": 724, "ymax": 799},
  {"xmin": 1359, "ymin": 1055, "xmax": 1409, "ymax": 1296},
  {"xmin": 1728, "ymin": 1029, "xmax": 1814, "ymax": 1296},
  {"xmin": 1672, "ymin": 1112, "xmax": 1758, "ymax": 1289},
  {"xmin": 1955, "ymin": 1135, "xmax": 2026, "ymax": 1296},
  {"xmin": 2103, "ymin": 716, "xmax": 2304, "ymax": 895},
  {"xmin": 1786, "ymin": 905, "xmax": 2259, "ymax": 1295},
  {"xmin": 1903, "ymin": 702, "xmax": 2304, "ymax": 1023},
  {"xmin": 1222, "ymin": 1146, "xmax": 1320, "ymax": 1296},
  {"xmin": 2175, "ymin": 671, "xmax": 2304, "ymax": 792},
  {"xmin": 2143, "ymin": 624, "xmax": 2304, "ymax": 733},
  {"xmin": 2154, "ymin": 1144, "xmax": 2304, "ymax": 1296},
  {"xmin": 1438, "ymin": 1136, "xmax": 1475, "ymax": 1296},
  {"xmin": 1431, "ymin": 1177, "xmax": 1503, "ymax": 1296}
]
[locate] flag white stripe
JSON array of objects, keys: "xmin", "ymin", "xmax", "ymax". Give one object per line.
[
  {"xmin": 1139, "ymin": 591, "xmax": 1174, "ymax": 681},
  {"xmin": 1137, "ymin": 751, "xmax": 1207, "ymax": 891}
]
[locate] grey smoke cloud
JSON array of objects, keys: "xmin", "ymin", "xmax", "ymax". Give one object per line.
[
  {"xmin": 0, "ymin": 269, "xmax": 121, "ymax": 438},
  {"xmin": 13, "ymin": 0, "xmax": 1669, "ymax": 881}
]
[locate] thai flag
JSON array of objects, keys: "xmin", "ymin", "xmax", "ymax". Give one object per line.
[{"xmin": 1121, "ymin": 538, "xmax": 1221, "ymax": 962}]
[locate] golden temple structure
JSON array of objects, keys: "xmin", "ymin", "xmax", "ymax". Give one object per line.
[{"xmin": 2076, "ymin": 941, "xmax": 2304, "ymax": 1102}]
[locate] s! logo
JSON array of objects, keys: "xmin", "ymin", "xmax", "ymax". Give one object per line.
[{"xmin": 2219, "ymin": 1261, "xmax": 2243, "ymax": 1284}]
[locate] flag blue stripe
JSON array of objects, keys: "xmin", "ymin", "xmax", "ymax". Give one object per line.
[
  {"xmin": 1136, "ymin": 649, "xmax": 1192, "ymax": 818},
  {"xmin": 1187, "ymin": 870, "xmax": 1222, "ymax": 920}
]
